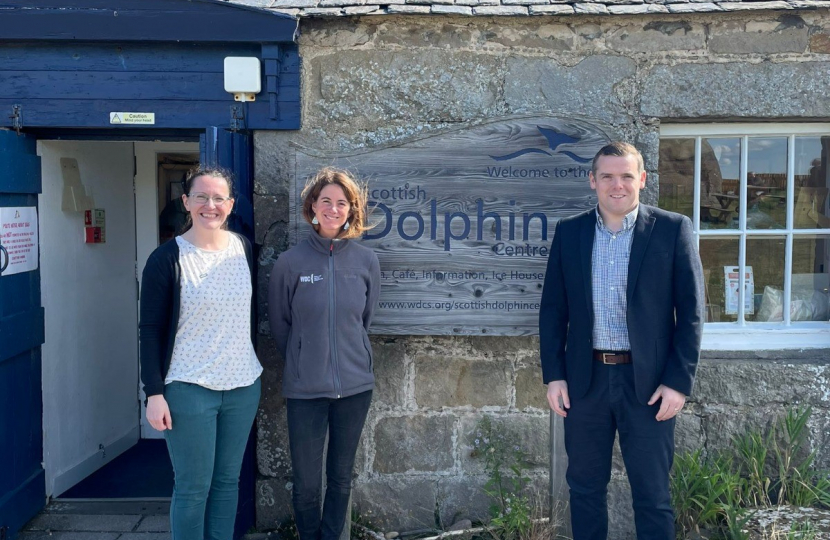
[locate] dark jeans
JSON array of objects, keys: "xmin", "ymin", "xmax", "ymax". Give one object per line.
[
  {"xmin": 287, "ymin": 390, "xmax": 373, "ymax": 540},
  {"xmin": 564, "ymin": 362, "xmax": 675, "ymax": 540}
]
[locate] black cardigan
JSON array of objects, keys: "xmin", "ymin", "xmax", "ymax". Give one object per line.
[{"xmin": 138, "ymin": 233, "xmax": 255, "ymax": 398}]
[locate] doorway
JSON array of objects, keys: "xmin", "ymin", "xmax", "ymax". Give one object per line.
[{"xmin": 38, "ymin": 140, "xmax": 198, "ymax": 500}]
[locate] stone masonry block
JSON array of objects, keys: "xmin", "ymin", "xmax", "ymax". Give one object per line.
[
  {"xmin": 353, "ymin": 478, "xmax": 438, "ymax": 531},
  {"xmin": 666, "ymin": 3, "xmax": 721, "ymax": 13},
  {"xmin": 674, "ymin": 410, "xmax": 704, "ymax": 456},
  {"xmin": 374, "ymin": 415, "xmax": 454, "ymax": 473},
  {"xmin": 308, "ymin": 50, "xmax": 502, "ymax": 127},
  {"xmin": 431, "ymin": 5, "xmax": 474, "ymax": 14},
  {"xmin": 717, "ymin": 1, "xmax": 791, "ymax": 10},
  {"xmin": 256, "ymin": 336, "xmax": 292, "ymax": 478},
  {"xmin": 371, "ymin": 337, "xmax": 407, "ymax": 409},
  {"xmin": 700, "ymin": 405, "xmax": 784, "ymax": 455},
  {"xmin": 414, "ymin": 355, "xmax": 511, "ymax": 408},
  {"xmin": 505, "ymin": 55, "xmax": 636, "ymax": 124},
  {"xmin": 256, "ymin": 477, "xmax": 294, "ymax": 530},
  {"xmin": 346, "ymin": 5, "xmax": 381, "ymax": 13},
  {"xmin": 437, "ymin": 477, "xmax": 492, "ymax": 526},
  {"xmin": 303, "ymin": 7, "xmax": 345, "ymax": 15},
  {"xmin": 608, "ymin": 476, "xmax": 636, "ymax": 540},
  {"xmin": 463, "ymin": 335, "xmax": 538, "ymax": 359},
  {"xmin": 709, "ymin": 17, "xmax": 809, "ymax": 54},
  {"xmin": 370, "ymin": 19, "xmax": 476, "ymax": 48},
  {"xmin": 386, "ymin": 5, "xmax": 431, "ymax": 13},
  {"xmin": 460, "ymin": 414, "xmax": 550, "ymax": 474},
  {"xmin": 472, "ymin": 6, "xmax": 530, "ymax": 15},
  {"xmin": 608, "ymin": 4, "xmax": 669, "ymax": 13},
  {"xmin": 810, "ymin": 33, "xmax": 830, "ymax": 54},
  {"xmin": 273, "ymin": 0, "xmax": 317, "ymax": 7},
  {"xmin": 605, "ymin": 20, "xmax": 705, "ymax": 52},
  {"xmin": 529, "ymin": 5, "xmax": 576, "ymax": 13},
  {"xmin": 692, "ymin": 359, "xmax": 830, "ymax": 407},
  {"xmin": 574, "ymin": 3, "xmax": 609, "ymax": 14},
  {"xmin": 478, "ymin": 21, "xmax": 575, "ymax": 50},
  {"xmin": 515, "ymin": 363, "xmax": 548, "ymax": 411},
  {"xmin": 642, "ymin": 61, "xmax": 830, "ymax": 118}
]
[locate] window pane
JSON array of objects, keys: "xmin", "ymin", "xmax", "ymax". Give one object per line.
[
  {"xmin": 747, "ymin": 236, "xmax": 786, "ymax": 322},
  {"xmin": 747, "ymin": 137, "xmax": 788, "ymax": 230},
  {"xmin": 699, "ymin": 237, "xmax": 739, "ymax": 322},
  {"xmin": 701, "ymin": 138, "xmax": 739, "ymax": 230},
  {"xmin": 658, "ymin": 138, "xmax": 695, "ymax": 219},
  {"xmin": 794, "ymin": 136, "xmax": 830, "ymax": 230},
  {"xmin": 791, "ymin": 235, "xmax": 830, "ymax": 321}
]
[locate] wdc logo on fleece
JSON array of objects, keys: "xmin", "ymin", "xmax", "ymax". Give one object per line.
[{"xmin": 299, "ymin": 273, "xmax": 323, "ymax": 284}]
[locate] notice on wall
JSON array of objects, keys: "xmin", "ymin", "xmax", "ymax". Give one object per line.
[
  {"xmin": 292, "ymin": 116, "xmax": 611, "ymax": 335},
  {"xmin": 0, "ymin": 207, "xmax": 39, "ymax": 276}
]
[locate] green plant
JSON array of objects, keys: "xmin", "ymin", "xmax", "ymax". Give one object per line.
[
  {"xmin": 784, "ymin": 520, "xmax": 817, "ymax": 540},
  {"xmin": 670, "ymin": 450, "xmax": 747, "ymax": 539},
  {"xmin": 471, "ymin": 415, "xmax": 533, "ymax": 540},
  {"xmin": 771, "ymin": 406, "xmax": 830, "ymax": 508},
  {"xmin": 733, "ymin": 429, "xmax": 771, "ymax": 507},
  {"xmin": 722, "ymin": 506, "xmax": 753, "ymax": 540}
]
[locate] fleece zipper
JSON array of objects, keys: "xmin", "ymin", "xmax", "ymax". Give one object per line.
[{"xmin": 329, "ymin": 241, "xmax": 343, "ymax": 398}]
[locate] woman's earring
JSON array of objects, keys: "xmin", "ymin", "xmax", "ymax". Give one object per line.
[
  {"xmin": 343, "ymin": 221, "xmax": 350, "ymax": 230},
  {"xmin": 312, "ymin": 216, "xmax": 319, "ymax": 225}
]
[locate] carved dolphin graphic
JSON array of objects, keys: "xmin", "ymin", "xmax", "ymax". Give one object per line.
[{"xmin": 489, "ymin": 125, "xmax": 593, "ymax": 163}]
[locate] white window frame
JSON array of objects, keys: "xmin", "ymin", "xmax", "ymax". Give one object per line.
[{"xmin": 660, "ymin": 123, "xmax": 830, "ymax": 351}]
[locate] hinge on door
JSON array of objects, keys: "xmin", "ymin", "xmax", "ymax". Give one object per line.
[
  {"xmin": 9, "ymin": 104, "xmax": 22, "ymax": 135},
  {"xmin": 229, "ymin": 104, "xmax": 246, "ymax": 132}
]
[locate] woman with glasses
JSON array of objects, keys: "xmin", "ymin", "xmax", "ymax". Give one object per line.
[
  {"xmin": 268, "ymin": 168, "xmax": 380, "ymax": 540},
  {"xmin": 139, "ymin": 167, "xmax": 262, "ymax": 540}
]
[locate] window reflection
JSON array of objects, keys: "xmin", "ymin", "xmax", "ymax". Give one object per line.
[
  {"xmin": 700, "ymin": 138, "xmax": 739, "ymax": 230},
  {"xmin": 794, "ymin": 137, "xmax": 830, "ymax": 229},
  {"xmin": 658, "ymin": 138, "xmax": 695, "ymax": 219},
  {"xmin": 747, "ymin": 237, "xmax": 786, "ymax": 322},
  {"xmin": 747, "ymin": 138, "xmax": 787, "ymax": 230},
  {"xmin": 699, "ymin": 238, "xmax": 739, "ymax": 322},
  {"xmin": 791, "ymin": 236, "xmax": 830, "ymax": 321}
]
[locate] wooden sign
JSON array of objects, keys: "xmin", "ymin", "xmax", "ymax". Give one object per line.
[{"xmin": 291, "ymin": 116, "xmax": 610, "ymax": 335}]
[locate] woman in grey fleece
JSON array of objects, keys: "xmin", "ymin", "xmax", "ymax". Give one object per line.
[{"xmin": 268, "ymin": 168, "xmax": 381, "ymax": 540}]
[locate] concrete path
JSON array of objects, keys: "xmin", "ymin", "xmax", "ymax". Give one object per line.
[{"xmin": 20, "ymin": 500, "xmax": 171, "ymax": 540}]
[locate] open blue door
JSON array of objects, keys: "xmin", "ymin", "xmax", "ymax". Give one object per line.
[
  {"xmin": 0, "ymin": 131, "xmax": 45, "ymax": 539},
  {"xmin": 200, "ymin": 127, "xmax": 256, "ymax": 539}
]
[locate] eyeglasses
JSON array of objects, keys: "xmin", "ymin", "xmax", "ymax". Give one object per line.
[{"xmin": 188, "ymin": 192, "xmax": 232, "ymax": 206}]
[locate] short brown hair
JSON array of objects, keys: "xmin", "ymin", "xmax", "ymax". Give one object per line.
[
  {"xmin": 301, "ymin": 167, "xmax": 369, "ymax": 239},
  {"xmin": 591, "ymin": 142, "xmax": 644, "ymax": 175}
]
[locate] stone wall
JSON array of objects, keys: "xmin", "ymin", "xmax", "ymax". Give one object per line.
[{"xmin": 253, "ymin": 11, "xmax": 830, "ymax": 538}]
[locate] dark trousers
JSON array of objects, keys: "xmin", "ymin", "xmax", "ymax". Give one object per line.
[
  {"xmin": 564, "ymin": 362, "xmax": 675, "ymax": 540},
  {"xmin": 287, "ymin": 390, "xmax": 373, "ymax": 540}
]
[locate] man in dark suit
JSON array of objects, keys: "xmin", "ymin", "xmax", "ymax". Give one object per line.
[{"xmin": 539, "ymin": 142, "xmax": 704, "ymax": 539}]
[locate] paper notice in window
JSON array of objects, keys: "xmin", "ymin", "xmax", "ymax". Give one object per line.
[{"xmin": 724, "ymin": 265, "xmax": 754, "ymax": 315}]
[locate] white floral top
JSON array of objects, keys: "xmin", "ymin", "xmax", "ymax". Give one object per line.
[{"xmin": 165, "ymin": 235, "xmax": 262, "ymax": 390}]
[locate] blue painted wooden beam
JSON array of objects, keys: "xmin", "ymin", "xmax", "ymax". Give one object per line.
[
  {"xmin": 0, "ymin": 99, "xmax": 301, "ymax": 130},
  {"xmin": 0, "ymin": 0, "xmax": 298, "ymax": 43}
]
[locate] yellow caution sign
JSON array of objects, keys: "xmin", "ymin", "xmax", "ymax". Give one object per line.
[{"xmin": 109, "ymin": 112, "xmax": 155, "ymax": 125}]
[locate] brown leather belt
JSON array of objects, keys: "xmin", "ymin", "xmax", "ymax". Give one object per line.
[{"xmin": 593, "ymin": 350, "xmax": 632, "ymax": 365}]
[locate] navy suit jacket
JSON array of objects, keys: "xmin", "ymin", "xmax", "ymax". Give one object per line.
[{"xmin": 539, "ymin": 204, "xmax": 705, "ymax": 405}]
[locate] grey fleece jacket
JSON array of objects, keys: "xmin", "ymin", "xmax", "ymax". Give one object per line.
[{"xmin": 268, "ymin": 230, "xmax": 381, "ymax": 399}]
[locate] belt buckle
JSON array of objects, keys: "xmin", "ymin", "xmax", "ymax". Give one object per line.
[{"xmin": 602, "ymin": 352, "xmax": 615, "ymax": 365}]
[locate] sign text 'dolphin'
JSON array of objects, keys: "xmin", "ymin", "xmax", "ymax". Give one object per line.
[{"xmin": 291, "ymin": 117, "xmax": 610, "ymax": 335}]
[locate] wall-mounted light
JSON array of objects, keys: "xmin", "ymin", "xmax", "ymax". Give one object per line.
[{"xmin": 224, "ymin": 57, "xmax": 261, "ymax": 102}]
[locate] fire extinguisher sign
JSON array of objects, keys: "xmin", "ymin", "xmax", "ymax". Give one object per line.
[{"xmin": 0, "ymin": 206, "xmax": 39, "ymax": 276}]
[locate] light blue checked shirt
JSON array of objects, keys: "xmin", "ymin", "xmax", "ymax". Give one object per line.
[{"xmin": 592, "ymin": 205, "xmax": 639, "ymax": 352}]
